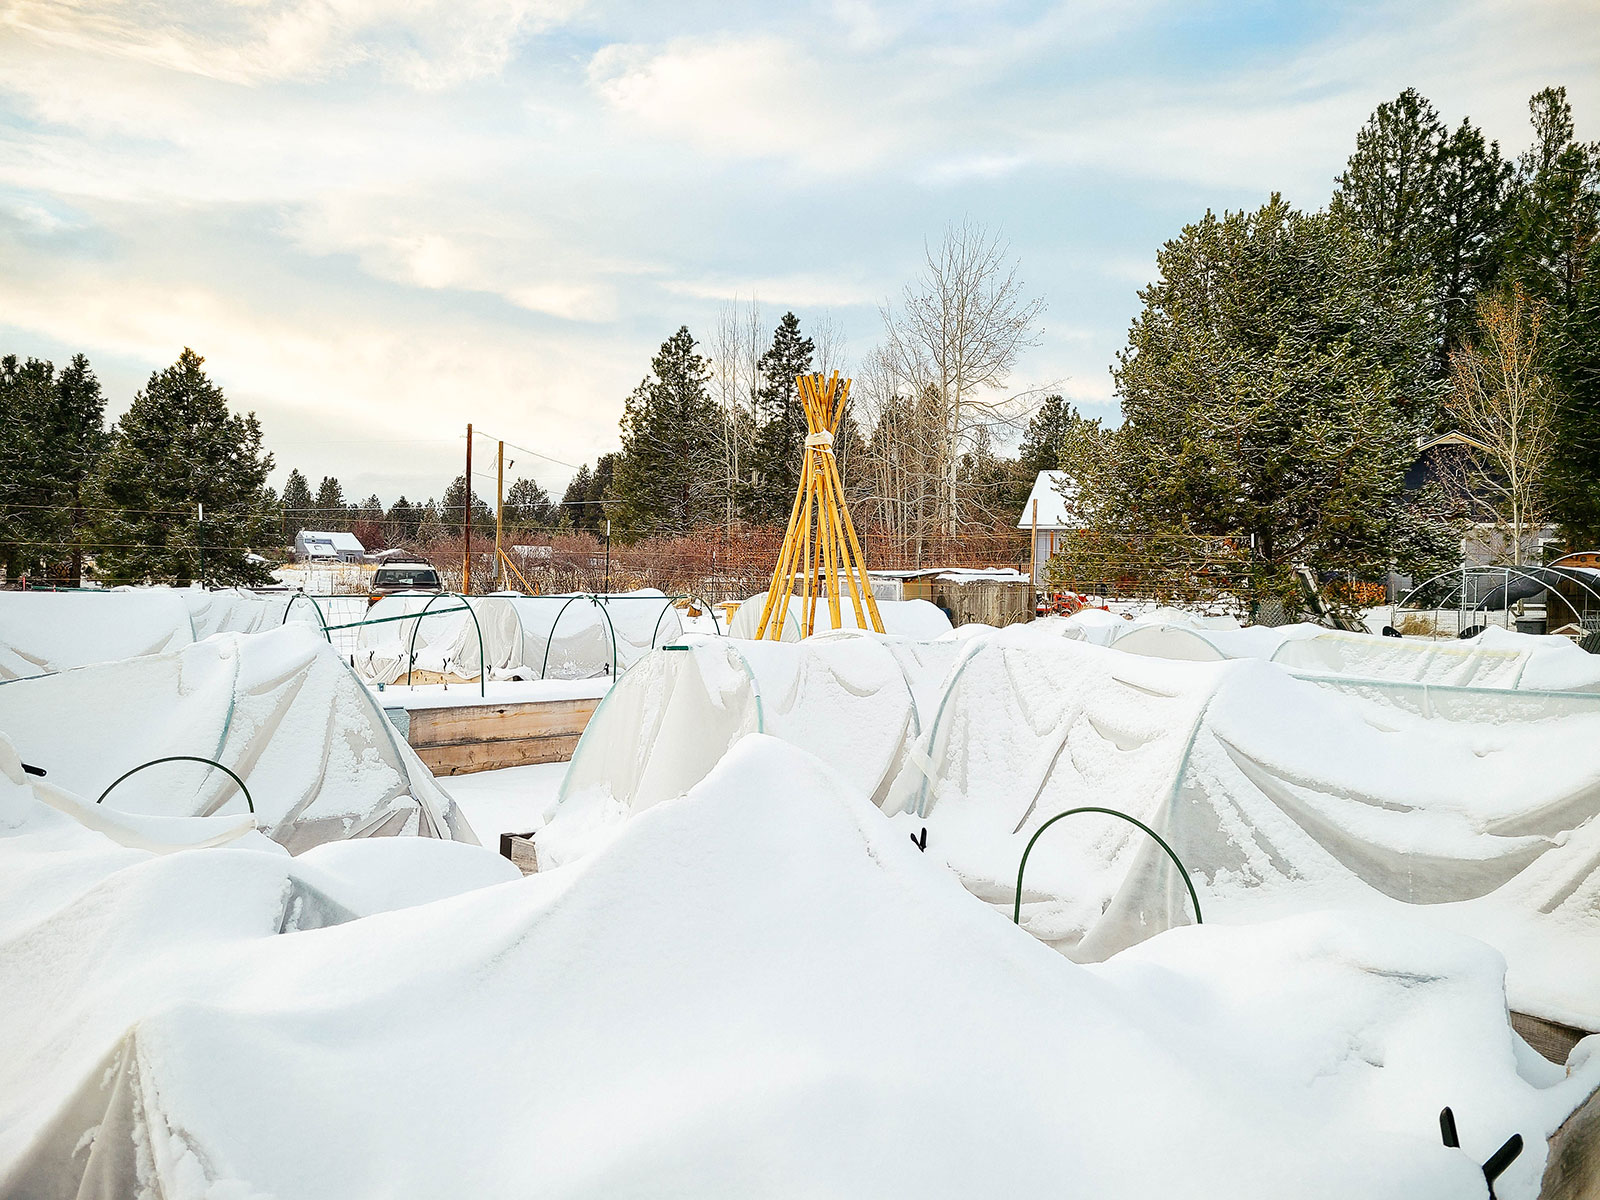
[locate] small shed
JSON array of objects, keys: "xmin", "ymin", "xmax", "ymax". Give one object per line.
[
  {"xmin": 869, "ymin": 568, "xmax": 1033, "ymax": 628},
  {"xmin": 1016, "ymin": 471, "xmax": 1078, "ymax": 588},
  {"xmin": 294, "ymin": 530, "xmax": 365, "ymax": 563}
]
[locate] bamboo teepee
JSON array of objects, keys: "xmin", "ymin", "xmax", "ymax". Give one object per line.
[{"xmin": 753, "ymin": 372, "xmax": 885, "ymax": 639}]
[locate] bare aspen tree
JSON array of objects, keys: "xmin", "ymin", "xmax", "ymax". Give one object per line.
[
  {"xmin": 879, "ymin": 218, "xmax": 1045, "ymax": 536},
  {"xmin": 710, "ymin": 295, "xmax": 763, "ymax": 525},
  {"xmin": 1445, "ymin": 284, "xmax": 1556, "ymax": 565}
]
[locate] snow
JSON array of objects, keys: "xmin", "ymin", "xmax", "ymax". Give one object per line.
[
  {"xmin": 440, "ymin": 761, "xmax": 568, "ymax": 844},
  {"xmin": 371, "ymin": 677, "xmax": 611, "ymax": 710},
  {"xmin": 728, "ymin": 592, "xmax": 953, "ymax": 640},
  {"xmin": 1, "ymin": 734, "xmax": 1594, "ymax": 1198},
  {"xmin": 5, "ymin": 592, "xmax": 1600, "ymax": 1196}
]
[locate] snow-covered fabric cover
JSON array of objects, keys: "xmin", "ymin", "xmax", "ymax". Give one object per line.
[
  {"xmin": 501, "ymin": 590, "xmax": 683, "ymax": 680},
  {"xmin": 0, "ymin": 588, "xmax": 321, "ymax": 680},
  {"xmin": 888, "ymin": 628, "xmax": 1600, "ymax": 1028},
  {"xmin": 543, "ymin": 636, "xmax": 961, "ymax": 866},
  {"xmin": 729, "ymin": 591, "xmax": 953, "ymax": 640},
  {"xmin": 0, "ymin": 625, "xmax": 474, "ymax": 852},
  {"xmin": 353, "ymin": 593, "xmax": 523, "ymax": 683},
  {"xmin": 1113, "ymin": 618, "xmax": 1600, "ymax": 691},
  {"xmin": 2, "ymin": 735, "xmax": 1596, "ymax": 1199}
]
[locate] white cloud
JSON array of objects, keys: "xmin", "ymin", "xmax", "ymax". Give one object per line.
[{"xmin": 3, "ymin": 0, "xmax": 582, "ymax": 89}]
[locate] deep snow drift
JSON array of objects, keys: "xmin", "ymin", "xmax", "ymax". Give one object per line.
[
  {"xmin": 542, "ymin": 633, "xmax": 961, "ymax": 866},
  {"xmin": 1, "ymin": 734, "xmax": 1593, "ymax": 1199},
  {"xmin": 0, "ymin": 624, "xmax": 473, "ymax": 851}
]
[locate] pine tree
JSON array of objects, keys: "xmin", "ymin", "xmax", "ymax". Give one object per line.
[
  {"xmin": 314, "ymin": 476, "xmax": 348, "ymax": 531},
  {"xmin": 416, "ymin": 499, "xmax": 445, "ymax": 543},
  {"xmin": 1546, "ymin": 240, "xmax": 1600, "ymax": 542},
  {"xmin": 505, "ymin": 478, "xmax": 555, "ymax": 529},
  {"xmin": 442, "ymin": 474, "xmax": 494, "ymax": 538},
  {"xmin": 87, "ymin": 348, "xmax": 275, "ymax": 586},
  {"xmin": 0, "ymin": 353, "xmax": 105, "ymax": 583},
  {"xmin": 744, "ymin": 312, "xmax": 815, "ymax": 524},
  {"xmin": 1502, "ymin": 87, "xmax": 1599, "ymax": 314},
  {"xmin": 561, "ymin": 464, "xmax": 594, "ymax": 531},
  {"xmin": 281, "ymin": 469, "xmax": 314, "ymax": 541},
  {"xmin": 1430, "ymin": 119, "xmax": 1512, "ymax": 361},
  {"xmin": 1101, "ymin": 198, "xmax": 1442, "ymax": 608},
  {"xmin": 588, "ymin": 453, "xmax": 616, "ymax": 533},
  {"xmin": 608, "ymin": 327, "xmax": 719, "ymax": 539},
  {"xmin": 353, "ymin": 492, "xmax": 386, "ymax": 550},
  {"xmin": 1332, "ymin": 89, "xmax": 1446, "ymax": 283},
  {"xmin": 385, "ymin": 497, "xmax": 421, "ymax": 544}
]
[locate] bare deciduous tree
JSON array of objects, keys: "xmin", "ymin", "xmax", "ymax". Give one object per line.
[
  {"xmin": 1444, "ymin": 283, "xmax": 1556, "ymax": 565},
  {"xmin": 878, "ymin": 218, "xmax": 1045, "ymax": 536},
  {"xmin": 709, "ymin": 295, "xmax": 763, "ymax": 525}
]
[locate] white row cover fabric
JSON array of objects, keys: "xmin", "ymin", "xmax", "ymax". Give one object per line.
[
  {"xmin": 0, "ymin": 625, "xmax": 474, "ymax": 852},
  {"xmin": 0, "ymin": 587, "xmax": 316, "ymax": 680},
  {"xmin": 1072, "ymin": 611, "xmax": 1600, "ymax": 691},
  {"xmin": 4, "ymin": 733, "xmax": 1593, "ymax": 1199},
  {"xmin": 348, "ymin": 590, "xmax": 686, "ymax": 684},
  {"xmin": 541, "ymin": 635, "xmax": 961, "ymax": 867},
  {"xmin": 355, "ymin": 593, "xmax": 523, "ymax": 683},
  {"xmin": 886, "ymin": 628, "xmax": 1600, "ymax": 1028},
  {"xmin": 728, "ymin": 591, "xmax": 953, "ymax": 640}
]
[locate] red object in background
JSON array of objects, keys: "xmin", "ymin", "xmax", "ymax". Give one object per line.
[{"xmin": 1037, "ymin": 591, "xmax": 1104, "ymax": 617}]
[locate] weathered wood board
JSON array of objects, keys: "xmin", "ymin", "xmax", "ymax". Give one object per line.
[{"xmin": 405, "ymin": 696, "xmax": 600, "ymax": 775}]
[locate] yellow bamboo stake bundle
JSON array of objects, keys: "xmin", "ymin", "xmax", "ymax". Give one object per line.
[{"xmin": 754, "ymin": 371, "xmax": 886, "ymax": 639}]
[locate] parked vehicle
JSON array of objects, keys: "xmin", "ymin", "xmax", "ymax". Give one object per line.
[{"xmin": 368, "ymin": 560, "xmax": 443, "ymax": 605}]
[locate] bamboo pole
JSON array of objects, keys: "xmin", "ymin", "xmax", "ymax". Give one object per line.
[{"xmin": 755, "ymin": 457, "xmax": 809, "ymax": 638}]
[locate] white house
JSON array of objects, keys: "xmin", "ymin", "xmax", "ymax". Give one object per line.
[
  {"xmin": 293, "ymin": 530, "xmax": 365, "ymax": 563},
  {"xmin": 1015, "ymin": 471, "xmax": 1078, "ymax": 587}
]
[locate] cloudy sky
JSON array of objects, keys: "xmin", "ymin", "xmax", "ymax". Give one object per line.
[{"xmin": 2, "ymin": 0, "xmax": 1596, "ymax": 506}]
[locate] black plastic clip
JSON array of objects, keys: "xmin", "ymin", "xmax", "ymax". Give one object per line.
[
  {"xmin": 909, "ymin": 826, "xmax": 927, "ymax": 852},
  {"xmin": 1439, "ymin": 1108, "xmax": 1523, "ymax": 1198}
]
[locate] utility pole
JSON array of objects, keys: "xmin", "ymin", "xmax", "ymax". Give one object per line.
[
  {"xmin": 495, "ymin": 440, "xmax": 505, "ymax": 592},
  {"xmin": 1030, "ymin": 497, "xmax": 1038, "ymax": 597},
  {"xmin": 604, "ymin": 519, "xmax": 611, "ymax": 595},
  {"xmin": 463, "ymin": 424, "xmax": 472, "ymax": 596}
]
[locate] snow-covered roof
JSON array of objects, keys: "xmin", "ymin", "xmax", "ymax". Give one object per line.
[
  {"xmin": 1015, "ymin": 471, "xmax": 1077, "ymax": 529},
  {"xmin": 297, "ymin": 530, "xmax": 365, "ymax": 553}
]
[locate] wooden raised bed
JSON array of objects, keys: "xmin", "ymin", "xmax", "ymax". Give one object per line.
[{"xmin": 400, "ymin": 695, "xmax": 601, "ymax": 775}]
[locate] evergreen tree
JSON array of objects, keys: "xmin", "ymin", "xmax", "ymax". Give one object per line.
[
  {"xmin": 1430, "ymin": 119, "xmax": 1512, "ymax": 360},
  {"xmin": 1503, "ymin": 87, "xmax": 1600, "ymax": 314},
  {"xmin": 385, "ymin": 497, "xmax": 422, "ymax": 544},
  {"xmin": 586, "ymin": 453, "xmax": 617, "ymax": 534},
  {"xmin": 0, "ymin": 353, "xmax": 105, "ymax": 583},
  {"xmin": 353, "ymin": 492, "xmax": 385, "ymax": 550},
  {"xmin": 416, "ymin": 499, "xmax": 445, "ymax": 543},
  {"xmin": 1546, "ymin": 240, "xmax": 1600, "ymax": 542},
  {"xmin": 1332, "ymin": 89, "xmax": 1446, "ymax": 283},
  {"xmin": 561, "ymin": 464, "xmax": 594, "ymax": 531},
  {"xmin": 505, "ymin": 477, "xmax": 555, "ymax": 529},
  {"xmin": 744, "ymin": 312, "xmax": 816, "ymax": 524},
  {"xmin": 608, "ymin": 327, "xmax": 719, "ymax": 539},
  {"xmin": 1099, "ymin": 198, "xmax": 1443, "ymax": 608},
  {"xmin": 314, "ymin": 476, "xmax": 348, "ymax": 530},
  {"xmin": 87, "ymin": 348, "xmax": 275, "ymax": 586},
  {"xmin": 442, "ymin": 474, "xmax": 494, "ymax": 538},
  {"xmin": 280, "ymin": 469, "xmax": 314, "ymax": 540}
]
